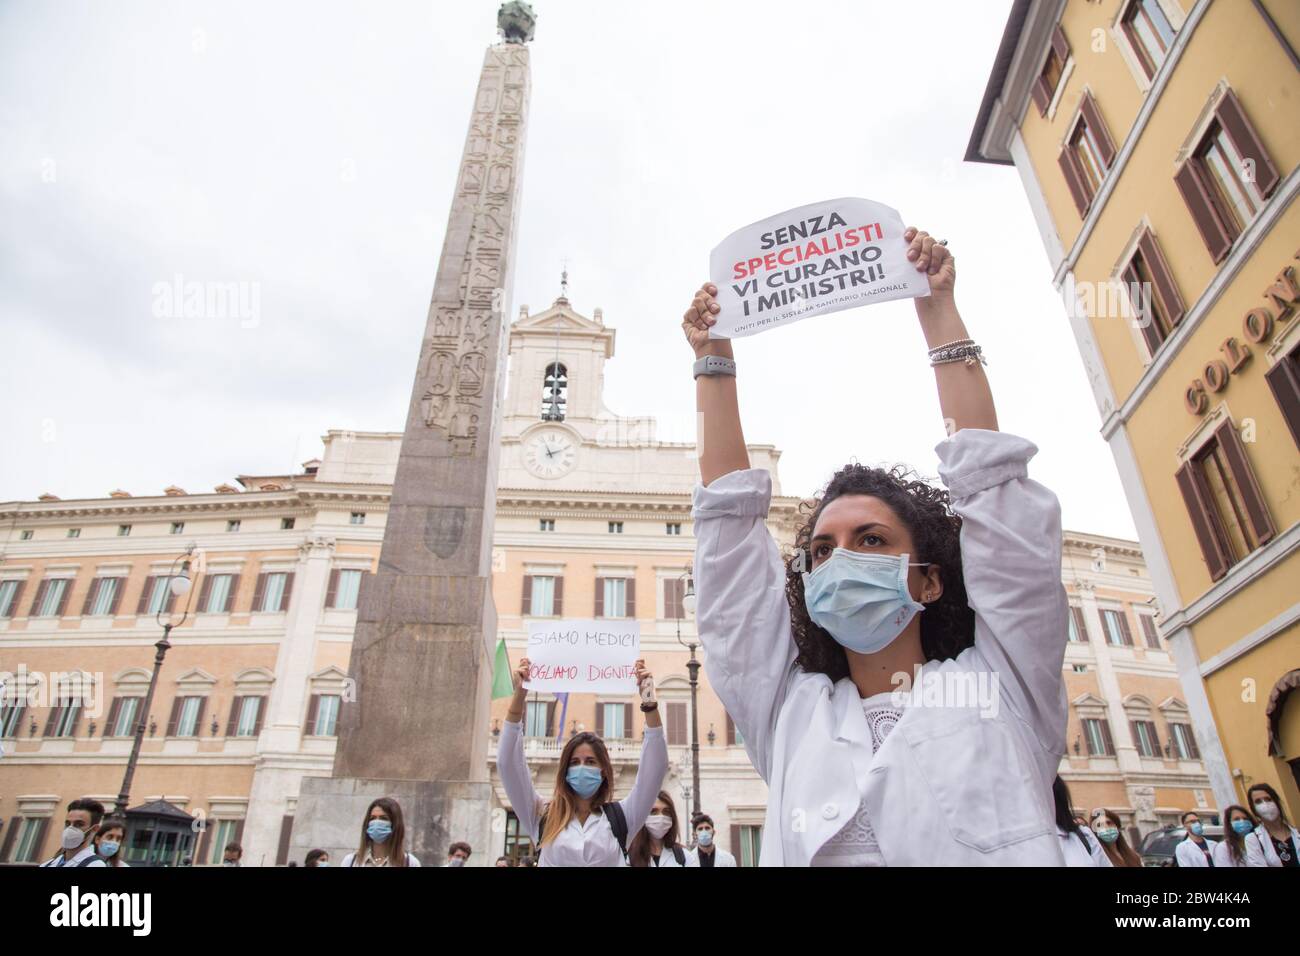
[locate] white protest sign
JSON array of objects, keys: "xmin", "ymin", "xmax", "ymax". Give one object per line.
[
  {"xmin": 708, "ymin": 197, "xmax": 930, "ymax": 338},
  {"xmin": 524, "ymin": 619, "xmax": 639, "ymax": 695}
]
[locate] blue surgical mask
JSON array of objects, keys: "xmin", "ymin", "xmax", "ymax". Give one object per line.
[
  {"xmin": 566, "ymin": 766, "xmax": 603, "ymax": 798},
  {"xmin": 367, "ymin": 820, "xmax": 393, "ymax": 843},
  {"xmin": 1095, "ymin": 827, "xmax": 1119, "ymax": 844},
  {"xmin": 696, "ymin": 829, "xmax": 713, "ymax": 847},
  {"xmin": 801, "ymin": 550, "xmax": 927, "ymax": 654},
  {"xmin": 98, "ymin": 841, "xmax": 120, "ymax": 858},
  {"xmin": 1188, "ymin": 822, "xmax": 1203, "ymax": 837},
  {"xmin": 1231, "ymin": 819, "xmax": 1254, "ymax": 836}
]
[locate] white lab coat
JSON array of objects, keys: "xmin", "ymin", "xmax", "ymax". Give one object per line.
[
  {"xmin": 338, "ymin": 851, "xmax": 421, "ymax": 867},
  {"xmin": 1058, "ymin": 826, "xmax": 1112, "ymax": 867},
  {"xmin": 1245, "ymin": 824, "xmax": 1300, "ymax": 867},
  {"xmin": 687, "ymin": 845, "xmax": 737, "ymax": 867},
  {"xmin": 498, "ymin": 719, "xmax": 668, "ymax": 867},
  {"xmin": 1212, "ymin": 838, "xmax": 1249, "ymax": 868},
  {"xmin": 692, "ymin": 429, "xmax": 1069, "ymax": 866},
  {"xmin": 647, "ymin": 843, "xmax": 694, "ymax": 867},
  {"xmin": 1174, "ymin": 836, "xmax": 1216, "ymax": 867},
  {"xmin": 40, "ymin": 844, "xmax": 107, "ymax": 868}
]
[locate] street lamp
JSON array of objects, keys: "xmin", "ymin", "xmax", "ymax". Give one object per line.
[
  {"xmin": 675, "ymin": 566, "xmax": 701, "ymax": 819},
  {"xmin": 114, "ymin": 545, "xmax": 200, "ymax": 814}
]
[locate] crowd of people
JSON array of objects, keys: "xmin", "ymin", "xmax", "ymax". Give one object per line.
[{"xmin": 32, "ymin": 233, "xmax": 1299, "ymax": 868}]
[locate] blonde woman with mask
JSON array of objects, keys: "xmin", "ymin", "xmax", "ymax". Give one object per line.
[{"xmin": 499, "ymin": 656, "xmax": 668, "ymax": 867}]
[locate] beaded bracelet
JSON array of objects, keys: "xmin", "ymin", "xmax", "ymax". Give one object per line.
[{"xmin": 929, "ymin": 343, "xmax": 987, "ymax": 367}]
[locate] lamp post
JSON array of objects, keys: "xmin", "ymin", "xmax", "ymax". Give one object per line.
[
  {"xmin": 114, "ymin": 546, "xmax": 199, "ymax": 814},
  {"xmin": 674, "ymin": 566, "xmax": 700, "ymax": 819}
]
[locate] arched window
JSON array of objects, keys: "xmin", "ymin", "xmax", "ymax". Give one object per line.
[{"xmin": 540, "ymin": 362, "xmax": 567, "ymax": 421}]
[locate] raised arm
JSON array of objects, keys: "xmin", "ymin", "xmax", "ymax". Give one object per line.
[
  {"xmin": 683, "ymin": 283, "xmax": 750, "ymax": 485},
  {"xmin": 905, "ymin": 228, "xmax": 998, "ymax": 435},
  {"xmin": 617, "ymin": 660, "xmax": 670, "ymax": 836},
  {"xmin": 499, "ymin": 657, "xmax": 545, "ymax": 842}
]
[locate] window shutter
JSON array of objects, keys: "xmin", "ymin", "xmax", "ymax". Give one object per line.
[
  {"xmin": 520, "ymin": 576, "xmax": 532, "ymax": 615},
  {"xmin": 1058, "ymin": 145, "xmax": 1091, "ymax": 216},
  {"xmin": 726, "ymin": 713, "xmax": 736, "ymax": 745},
  {"xmin": 164, "ymin": 583, "xmax": 177, "ymax": 614},
  {"xmin": 192, "ymin": 698, "xmax": 207, "ymax": 737},
  {"xmin": 280, "ymin": 572, "xmax": 295, "ymax": 611},
  {"xmin": 1124, "ymin": 261, "xmax": 1164, "ymax": 356},
  {"xmin": 4, "ymin": 580, "xmax": 25, "ymax": 618},
  {"xmin": 29, "ymin": 580, "xmax": 49, "ymax": 616},
  {"xmin": 1216, "ymin": 89, "xmax": 1280, "ymax": 198},
  {"xmin": 165, "ymin": 698, "xmax": 182, "ymax": 737},
  {"xmin": 233, "ymin": 819, "xmax": 245, "ymax": 847},
  {"xmin": 30, "ymin": 818, "xmax": 50, "ymax": 863},
  {"xmin": 0, "ymin": 816, "xmax": 20, "ymax": 862},
  {"xmin": 1265, "ymin": 358, "xmax": 1300, "ymax": 450},
  {"xmin": 197, "ymin": 574, "xmax": 213, "ymax": 613},
  {"xmin": 196, "ymin": 821, "xmax": 212, "ymax": 864},
  {"xmin": 1031, "ymin": 75, "xmax": 1052, "ymax": 115},
  {"xmin": 1186, "ymin": 727, "xmax": 1201, "ymax": 759},
  {"xmin": 730, "ymin": 825, "xmax": 742, "ymax": 865},
  {"xmin": 1070, "ymin": 605, "xmax": 1089, "ymax": 643},
  {"xmin": 107, "ymin": 578, "xmax": 124, "ymax": 615},
  {"xmin": 81, "ymin": 579, "xmax": 101, "ymax": 617},
  {"xmin": 595, "ymin": 702, "xmax": 605, "ymax": 737},
  {"xmin": 594, "ymin": 577, "xmax": 605, "ymax": 617},
  {"xmin": 43, "ymin": 706, "xmax": 60, "ymax": 736},
  {"xmin": 1118, "ymin": 612, "xmax": 1134, "ymax": 646},
  {"xmin": 1174, "ymin": 162, "xmax": 1233, "ymax": 263},
  {"xmin": 623, "ymin": 703, "xmax": 633, "ymax": 740},
  {"xmin": 325, "ymin": 570, "xmax": 340, "ymax": 609},
  {"xmin": 224, "ymin": 574, "xmax": 241, "ymax": 614},
  {"xmin": 226, "ymin": 697, "xmax": 243, "ymax": 736},
  {"xmin": 667, "ymin": 701, "xmax": 686, "ymax": 746},
  {"xmin": 251, "ymin": 697, "xmax": 265, "ymax": 736},
  {"xmin": 1215, "ymin": 419, "xmax": 1277, "ymax": 547},
  {"xmin": 625, "ymin": 578, "xmax": 636, "ymax": 618},
  {"xmin": 1078, "ymin": 92, "xmax": 1116, "ymax": 167},
  {"xmin": 252, "ymin": 573, "xmax": 268, "ymax": 613},
  {"xmin": 276, "ymin": 815, "xmax": 294, "ymax": 866},
  {"xmin": 663, "ymin": 579, "xmax": 679, "ymax": 619},
  {"xmin": 1050, "ymin": 24, "xmax": 1069, "ymax": 62},
  {"xmin": 135, "ymin": 577, "xmax": 153, "ymax": 615},
  {"xmin": 304, "ymin": 694, "xmax": 320, "ymax": 734},
  {"xmin": 1100, "ymin": 719, "xmax": 1115, "ymax": 756},
  {"xmin": 1174, "ymin": 462, "xmax": 1232, "ymax": 581},
  {"xmin": 1137, "ymin": 231, "xmax": 1186, "ymax": 327},
  {"xmin": 545, "ymin": 700, "xmax": 556, "ymax": 738},
  {"xmin": 103, "ymin": 697, "xmax": 122, "ymax": 737},
  {"xmin": 1129, "ymin": 721, "xmax": 1141, "ymax": 754},
  {"xmin": 553, "ymin": 577, "xmax": 563, "ymax": 615}
]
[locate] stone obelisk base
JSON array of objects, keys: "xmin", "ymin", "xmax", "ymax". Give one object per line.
[{"xmin": 290, "ymin": 776, "xmax": 494, "ymax": 867}]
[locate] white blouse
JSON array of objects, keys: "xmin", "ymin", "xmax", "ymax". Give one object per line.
[{"xmin": 498, "ymin": 719, "xmax": 669, "ymax": 867}]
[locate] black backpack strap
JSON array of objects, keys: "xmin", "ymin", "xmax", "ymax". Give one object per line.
[
  {"xmin": 672, "ymin": 845, "xmax": 685, "ymax": 866},
  {"xmin": 605, "ymin": 802, "xmax": 629, "ymax": 859},
  {"xmin": 75, "ymin": 855, "xmax": 101, "ymax": 867}
]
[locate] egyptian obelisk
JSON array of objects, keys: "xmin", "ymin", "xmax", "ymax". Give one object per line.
[{"xmin": 291, "ymin": 3, "xmax": 535, "ymax": 866}]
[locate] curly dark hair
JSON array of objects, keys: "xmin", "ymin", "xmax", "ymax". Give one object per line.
[{"xmin": 785, "ymin": 462, "xmax": 975, "ymax": 681}]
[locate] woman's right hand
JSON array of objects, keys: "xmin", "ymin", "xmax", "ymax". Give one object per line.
[
  {"xmin": 681, "ymin": 282, "xmax": 734, "ymax": 359},
  {"xmin": 513, "ymin": 657, "xmax": 531, "ymax": 695}
]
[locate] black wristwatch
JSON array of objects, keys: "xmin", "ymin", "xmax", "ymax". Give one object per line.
[{"xmin": 640, "ymin": 702, "xmax": 659, "ymax": 712}]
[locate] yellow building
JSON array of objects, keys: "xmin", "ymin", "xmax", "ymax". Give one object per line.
[
  {"xmin": 0, "ymin": 292, "xmax": 1212, "ymax": 863},
  {"xmin": 967, "ymin": 0, "xmax": 1300, "ymax": 819}
]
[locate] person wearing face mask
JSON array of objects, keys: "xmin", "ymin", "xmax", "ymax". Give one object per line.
[
  {"xmin": 1213, "ymin": 805, "xmax": 1256, "ymax": 868},
  {"xmin": 305, "ymin": 849, "xmax": 330, "ymax": 867},
  {"xmin": 444, "ymin": 842, "xmax": 472, "ymax": 867},
  {"xmin": 682, "ymin": 230, "xmax": 1069, "ymax": 866},
  {"xmin": 339, "ymin": 797, "xmax": 421, "ymax": 867},
  {"xmin": 688, "ymin": 814, "xmax": 736, "ymax": 868},
  {"xmin": 629, "ymin": 792, "xmax": 692, "ymax": 867},
  {"xmin": 1173, "ymin": 810, "xmax": 1217, "ymax": 867},
  {"xmin": 1052, "ymin": 778, "xmax": 1110, "ymax": 867},
  {"xmin": 499, "ymin": 656, "xmax": 668, "ymax": 867},
  {"xmin": 1244, "ymin": 783, "xmax": 1300, "ymax": 867},
  {"xmin": 92, "ymin": 816, "xmax": 129, "ymax": 868},
  {"xmin": 1087, "ymin": 808, "xmax": 1141, "ymax": 867},
  {"xmin": 40, "ymin": 797, "xmax": 109, "ymax": 868}
]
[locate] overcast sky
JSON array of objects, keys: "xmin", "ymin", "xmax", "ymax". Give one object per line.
[{"xmin": 0, "ymin": 0, "xmax": 1140, "ymax": 539}]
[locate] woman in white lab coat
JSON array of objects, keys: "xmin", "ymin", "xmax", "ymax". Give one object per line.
[
  {"xmin": 499, "ymin": 657, "xmax": 668, "ymax": 867},
  {"xmin": 683, "ymin": 229, "xmax": 1069, "ymax": 865},
  {"xmin": 1089, "ymin": 808, "xmax": 1142, "ymax": 867},
  {"xmin": 1244, "ymin": 783, "xmax": 1300, "ymax": 867},
  {"xmin": 1053, "ymin": 777, "xmax": 1110, "ymax": 867},
  {"xmin": 628, "ymin": 791, "xmax": 694, "ymax": 867},
  {"xmin": 1214, "ymin": 805, "xmax": 1256, "ymax": 867}
]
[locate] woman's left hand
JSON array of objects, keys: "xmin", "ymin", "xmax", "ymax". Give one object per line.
[
  {"xmin": 633, "ymin": 659, "xmax": 653, "ymax": 698},
  {"xmin": 905, "ymin": 227, "xmax": 955, "ymax": 297}
]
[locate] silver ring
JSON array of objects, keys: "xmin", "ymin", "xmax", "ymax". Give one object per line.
[{"xmin": 938, "ymin": 239, "xmax": 948, "ymax": 246}]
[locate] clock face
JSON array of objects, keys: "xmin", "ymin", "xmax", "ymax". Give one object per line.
[{"xmin": 523, "ymin": 430, "xmax": 577, "ymax": 479}]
